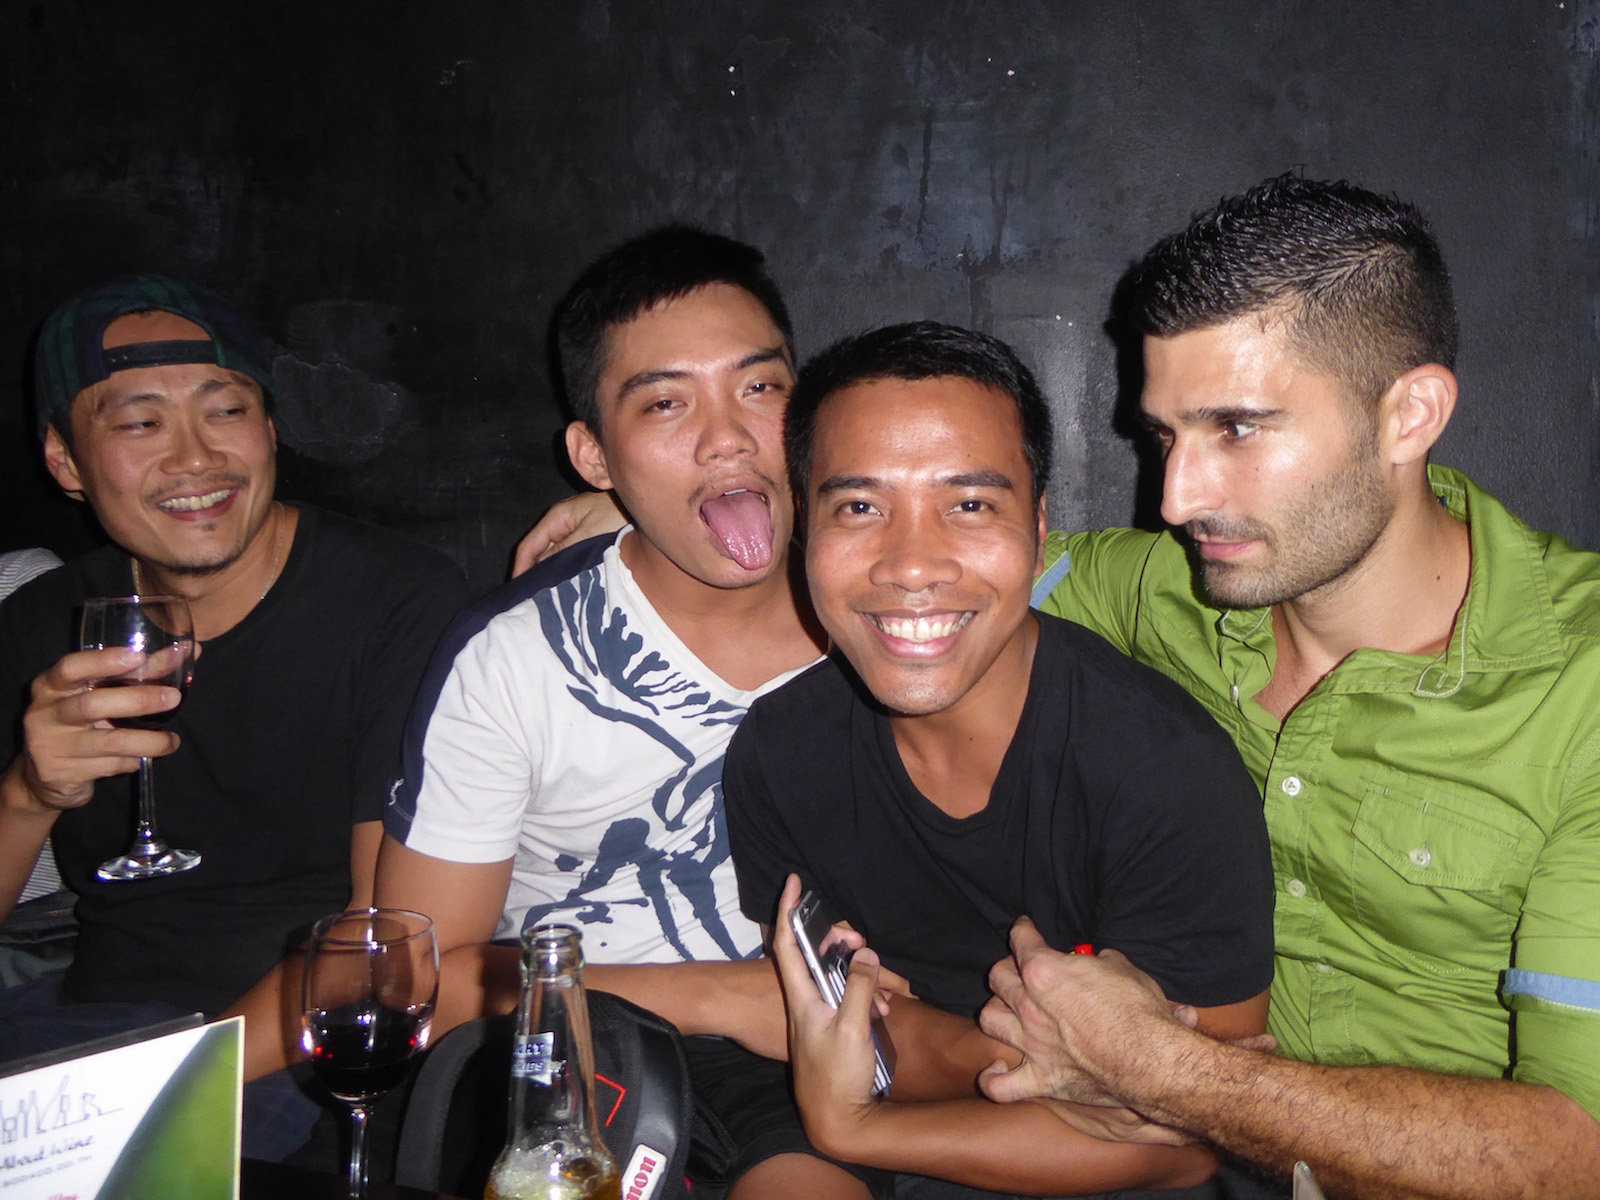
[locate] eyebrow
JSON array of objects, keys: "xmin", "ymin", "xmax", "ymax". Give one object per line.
[
  {"xmin": 91, "ymin": 376, "xmax": 246, "ymax": 418},
  {"xmin": 816, "ymin": 469, "xmax": 1016, "ymax": 495},
  {"xmin": 94, "ymin": 390, "xmax": 168, "ymax": 417},
  {"xmin": 817, "ymin": 474, "xmax": 881, "ymax": 495},
  {"xmin": 945, "ymin": 470, "xmax": 1014, "ymax": 490},
  {"xmin": 1142, "ymin": 404, "xmax": 1283, "ymax": 428},
  {"xmin": 613, "ymin": 344, "xmax": 790, "ymax": 402},
  {"xmin": 735, "ymin": 347, "xmax": 790, "ymax": 372},
  {"xmin": 615, "ymin": 368, "xmax": 689, "ymax": 400}
]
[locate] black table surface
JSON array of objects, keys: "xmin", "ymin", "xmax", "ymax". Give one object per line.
[{"xmin": 242, "ymin": 1158, "xmax": 467, "ymax": 1199}]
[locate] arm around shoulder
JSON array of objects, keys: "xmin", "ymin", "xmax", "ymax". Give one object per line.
[
  {"xmin": 511, "ymin": 491, "xmax": 628, "ymax": 576},
  {"xmin": 1035, "ymin": 527, "xmax": 1164, "ymax": 653}
]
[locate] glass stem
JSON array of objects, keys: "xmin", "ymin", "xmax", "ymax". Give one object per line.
[
  {"xmin": 347, "ymin": 1103, "xmax": 370, "ymax": 1198},
  {"xmin": 134, "ymin": 756, "xmax": 160, "ymax": 850}
]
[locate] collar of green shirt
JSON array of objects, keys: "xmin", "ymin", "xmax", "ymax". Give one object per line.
[{"xmin": 1131, "ymin": 465, "xmax": 1568, "ymax": 706}]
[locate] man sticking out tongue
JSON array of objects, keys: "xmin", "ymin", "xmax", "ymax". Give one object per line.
[
  {"xmin": 703, "ymin": 489, "xmax": 775, "ymax": 572},
  {"xmin": 377, "ymin": 229, "xmax": 908, "ymax": 1200}
]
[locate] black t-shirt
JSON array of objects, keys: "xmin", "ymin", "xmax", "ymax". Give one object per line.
[
  {"xmin": 0, "ymin": 504, "xmax": 468, "ymax": 1012},
  {"xmin": 725, "ymin": 612, "xmax": 1275, "ymax": 1018}
]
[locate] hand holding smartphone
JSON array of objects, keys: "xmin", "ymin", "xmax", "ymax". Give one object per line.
[{"xmin": 788, "ymin": 887, "xmax": 897, "ymax": 1096}]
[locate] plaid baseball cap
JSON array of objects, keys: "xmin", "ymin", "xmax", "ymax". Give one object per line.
[{"xmin": 33, "ymin": 274, "xmax": 276, "ymax": 441}]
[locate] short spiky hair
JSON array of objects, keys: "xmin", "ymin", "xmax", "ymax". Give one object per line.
[
  {"xmin": 552, "ymin": 225, "xmax": 795, "ymax": 430},
  {"xmin": 786, "ymin": 321, "xmax": 1053, "ymax": 526},
  {"xmin": 1130, "ymin": 174, "xmax": 1458, "ymax": 403}
]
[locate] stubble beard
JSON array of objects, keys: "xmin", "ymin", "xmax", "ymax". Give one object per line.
[
  {"xmin": 157, "ymin": 550, "xmax": 246, "ymax": 578},
  {"xmin": 1195, "ymin": 427, "xmax": 1393, "ymax": 610},
  {"xmin": 142, "ymin": 495, "xmax": 276, "ymax": 581}
]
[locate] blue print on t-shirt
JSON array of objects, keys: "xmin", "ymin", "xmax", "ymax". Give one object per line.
[{"xmin": 520, "ymin": 570, "xmax": 758, "ymax": 961}]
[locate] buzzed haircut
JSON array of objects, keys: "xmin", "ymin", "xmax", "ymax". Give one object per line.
[
  {"xmin": 1129, "ymin": 173, "xmax": 1459, "ymax": 405},
  {"xmin": 786, "ymin": 321, "xmax": 1054, "ymax": 525},
  {"xmin": 552, "ymin": 225, "xmax": 795, "ymax": 431}
]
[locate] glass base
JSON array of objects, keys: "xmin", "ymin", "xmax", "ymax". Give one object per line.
[{"xmin": 97, "ymin": 844, "xmax": 202, "ymax": 881}]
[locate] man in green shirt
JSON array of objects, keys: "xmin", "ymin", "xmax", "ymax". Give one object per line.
[{"xmin": 980, "ymin": 175, "xmax": 1600, "ymax": 1198}]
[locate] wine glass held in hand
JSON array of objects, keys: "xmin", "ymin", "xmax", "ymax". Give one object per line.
[
  {"xmin": 78, "ymin": 594, "xmax": 200, "ymax": 880},
  {"xmin": 302, "ymin": 908, "xmax": 439, "ymax": 1199}
]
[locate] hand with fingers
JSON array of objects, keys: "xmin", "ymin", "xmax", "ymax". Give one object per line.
[
  {"xmin": 977, "ymin": 916, "xmax": 1180, "ymax": 1109},
  {"xmin": 511, "ymin": 491, "xmax": 629, "ymax": 576},
  {"xmin": 13, "ymin": 646, "xmax": 183, "ymax": 814},
  {"xmin": 811, "ymin": 917, "xmax": 912, "ymax": 1015},
  {"xmin": 770, "ymin": 873, "xmax": 886, "ymax": 1155}
]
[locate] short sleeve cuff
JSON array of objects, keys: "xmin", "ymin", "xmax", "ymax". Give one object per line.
[{"xmin": 385, "ymin": 812, "xmax": 519, "ymax": 865}]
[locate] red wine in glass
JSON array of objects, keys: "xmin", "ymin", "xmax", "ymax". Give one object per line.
[
  {"xmin": 78, "ymin": 595, "xmax": 201, "ymax": 880},
  {"xmin": 302, "ymin": 908, "xmax": 438, "ymax": 1199},
  {"xmin": 305, "ymin": 1000, "xmax": 435, "ymax": 1104}
]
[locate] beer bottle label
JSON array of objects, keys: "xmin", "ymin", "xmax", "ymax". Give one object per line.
[{"xmin": 512, "ymin": 1032, "xmax": 554, "ymax": 1085}]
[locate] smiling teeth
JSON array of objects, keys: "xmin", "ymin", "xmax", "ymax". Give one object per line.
[
  {"xmin": 875, "ymin": 612, "xmax": 973, "ymax": 643},
  {"xmin": 159, "ymin": 489, "xmax": 232, "ymax": 512}
]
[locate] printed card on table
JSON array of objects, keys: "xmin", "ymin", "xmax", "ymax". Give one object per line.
[{"xmin": 0, "ymin": 1016, "xmax": 242, "ymax": 1199}]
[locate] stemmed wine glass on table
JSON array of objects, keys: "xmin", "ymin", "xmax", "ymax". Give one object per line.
[
  {"xmin": 78, "ymin": 594, "xmax": 201, "ymax": 881},
  {"xmin": 302, "ymin": 908, "xmax": 439, "ymax": 1198}
]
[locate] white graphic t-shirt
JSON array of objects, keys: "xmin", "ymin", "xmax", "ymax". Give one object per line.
[{"xmin": 386, "ymin": 529, "xmax": 812, "ymax": 961}]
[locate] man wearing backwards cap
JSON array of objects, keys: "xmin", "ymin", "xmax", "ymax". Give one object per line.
[{"xmin": 0, "ymin": 276, "xmax": 467, "ymax": 1157}]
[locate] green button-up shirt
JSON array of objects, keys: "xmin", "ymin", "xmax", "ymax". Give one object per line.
[{"xmin": 1036, "ymin": 466, "xmax": 1600, "ymax": 1119}]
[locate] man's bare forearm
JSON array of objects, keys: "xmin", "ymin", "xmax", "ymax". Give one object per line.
[
  {"xmin": 1125, "ymin": 1030, "xmax": 1600, "ymax": 1200},
  {"xmin": 880, "ymin": 993, "xmax": 1020, "ymax": 1100},
  {"xmin": 814, "ymin": 1097, "xmax": 1213, "ymax": 1196},
  {"xmin": 435, "ymin": 943, "xmax": 1035, "ymax": 1108},
  {"xmin": 222, "ymin": 958, "xmax": 305, "ymax": 1083},
  {"xmin": 435, "ymin": 945, "xmax": 790, "ymax": 1057},
  {"xmin": 585, "ymin": 958, "xmax": 789, "ymax": 1055}
]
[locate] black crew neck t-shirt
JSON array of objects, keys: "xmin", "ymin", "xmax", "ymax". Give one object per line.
[
  {"xmin": 725, "ymin": 612, "xmax": 1274, "ymax": 1017},
  {"xmin": 0, "ymin": 504, "xmax": 467, "ymax": 1013}
]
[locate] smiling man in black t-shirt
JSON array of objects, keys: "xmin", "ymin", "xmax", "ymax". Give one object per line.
[
  {"xmin": 0, "ymin": 276, "xmax": 466, "ymax": 1161},
  {"xmin": 722, "ymin": 321, "xmax": 1274, "ymax": 1198}
]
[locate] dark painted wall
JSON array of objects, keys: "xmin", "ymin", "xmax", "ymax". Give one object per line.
[{"xmin": 5, "ymin": 1, "xmax": 1597, "ymax": 588}]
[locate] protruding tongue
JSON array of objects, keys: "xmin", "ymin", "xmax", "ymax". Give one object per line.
[{"xmin": 701, "ymin": 492, "xmax": 773, "ymax": 570}]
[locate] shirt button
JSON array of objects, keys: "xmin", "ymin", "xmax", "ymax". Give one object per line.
[
  {"xmin": 1281, "ymin": 776, "xmax": 1303, "ymax": 797},
  {"xmin": 1286, "ymin": 878, "xmax": 1308, "ymax": 898},
  {"xmin": 1409, "ymin": 847, "xmax": 1432, "ymax": 868},
  {"xmin": 1316, "ymin": 962, "xmax": 1335, "ymax": 975}
]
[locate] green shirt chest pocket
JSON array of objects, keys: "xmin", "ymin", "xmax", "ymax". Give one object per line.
[{"xmin": 1350, "ymin": 780, "xmax": 1544, "ymax": 979}]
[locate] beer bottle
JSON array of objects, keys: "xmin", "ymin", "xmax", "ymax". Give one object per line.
[{"xmin": 485, "ymin": 925, "xmax": 620, "ymax": 1200}]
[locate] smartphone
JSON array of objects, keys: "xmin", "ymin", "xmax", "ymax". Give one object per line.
[{"xmin": 788, "ymin": 887, "xmax": 896, "ymax": 1096}]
